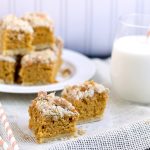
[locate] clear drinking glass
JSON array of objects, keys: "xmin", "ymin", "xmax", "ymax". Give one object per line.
[{"xmin": 111, "ymin": 14, "xmax": 150, "ymax": 103}]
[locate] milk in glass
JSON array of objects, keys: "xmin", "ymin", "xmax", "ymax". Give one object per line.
[{"xmin": 111, "ymin": 35, "xmax": 150, "ymax": 103}]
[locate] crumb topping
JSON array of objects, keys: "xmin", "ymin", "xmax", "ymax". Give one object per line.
[
  {"xmin": 1, "ymin": 15, "xmax": 33, "ymax": 33},
  {"xmin": 61, "ymin": 68, "xmax": 71, "ymax": 77},
  {"xmin": 62, "ymin": 80, "xmax": 108, "ymax": 100},
  {"xmin": 22, "ymin": 12, "xmax": 54, "ymax": 31},
  {"xmin": 21, "ymin": 49, "xmax": 57, "ymax": 66},
  {"xmin": 0, "ymin": 54, "xmax": 16, "ymax": 63},
  {"xmin": 33, "ymin": 92, "xmax": 79, "ymax": 120}
]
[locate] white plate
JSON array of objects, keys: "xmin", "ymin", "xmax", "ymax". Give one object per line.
[{"xmin": 0, "ymin": 49, "xmax": 96, "ymax": 93}]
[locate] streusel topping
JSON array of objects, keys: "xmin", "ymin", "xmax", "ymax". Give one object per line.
[
  {"xmin": 0, "ymin": 54, "xmax": 16, "ymax": 63},
  {"xmin": 21, "ymin": 49, "xmax": 57, "ymax": 66},
  {"xmin": 33, "ymin": 91, "xmax": 78, "ymax": 120},
  {"xmin": 1, "ymin": 15, "xmax": 33, "ymax": 33},
  {"xmin": 22, "ymin": 12, "xmax": 54, "ymax": 31},
  {"xmin": 62, "ymin": 80, "xmax": 108, "ymax": 100}
]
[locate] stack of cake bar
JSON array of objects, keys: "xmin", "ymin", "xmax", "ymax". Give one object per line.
[{"xmin": 0, "ymin": 13, "xmax": 63, "ymax": 85}]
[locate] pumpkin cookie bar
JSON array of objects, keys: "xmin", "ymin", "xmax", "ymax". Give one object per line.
[
  {"xmin": 22, "ymin": 12, "xmax": 55, "ymax": 50},
  {"xmin": 0, "ymin": 15, "xmax": 33, "ymax": 55},
  {"xmin": 19, "ymin": 49, "xmax": 58, "ymax": 85},
  {"xmin": 61, "ymin": 80, "xmax": 109, "ymax": 123},
  {"xmin": 28, "ymin": 92, "xmax": 79, "ymax": 143}
]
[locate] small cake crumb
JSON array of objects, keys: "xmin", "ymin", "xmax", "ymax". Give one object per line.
[
  {"xmin": 61, "ymin": 68, "xmax": 71, "ymax": 77},
  {"xmin": 73, "ymin": 128, "xmax": 86, "ymax": 138},
  {"xmin": 77, "ymin": 128, "xmax": 86, "ymax": 136},
  {"xmin": 144, "ymin": 120, "xmax": 150, "ymax": 125}
]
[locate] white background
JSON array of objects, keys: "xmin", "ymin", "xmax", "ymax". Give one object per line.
[{"xmin": 1, "ymin": 0, "xmax": 150, "ymax": 56}]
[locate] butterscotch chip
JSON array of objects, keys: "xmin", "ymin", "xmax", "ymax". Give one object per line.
[
  {"xmin": 28, "ymin": 92, "xmax": 79, "ymax": 143},
  {"xmin": 61, "ymin": 80, "xmax": 109, "ymax": 122},
  {"xmin": 0, "ymin": 15, "xmax": 33, "ymax": 55}
]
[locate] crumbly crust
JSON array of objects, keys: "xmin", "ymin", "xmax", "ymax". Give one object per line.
[
  {"xmin": 1, "ymin": 15, "xmax": 33, "ymax": 33},
  {"xmin": 22, "ymin": 12, "xmax": 54, "ymax": 31},
  {"xmin": 32, "ymin": 91, "xmax": 79, "ymax": 121},
  {"xmin": 62, "ymin": 80, "xmax": 109, "ymax": 100},
  {"xmin": 21, "ymin": 49, "xmax": 57, "ymax": 66}
]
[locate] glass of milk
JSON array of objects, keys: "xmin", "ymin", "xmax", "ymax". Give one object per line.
[{"xmin": 111, "ymin": 14, "xmax": 150, "ymax": 103}]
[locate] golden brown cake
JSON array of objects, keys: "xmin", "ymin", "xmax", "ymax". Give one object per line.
[
  {"xmin": 22, "ymin": 12, "xmax": 55, "ymax": 50},
  {"xmin": 0, "ymin": 15, "xmax": 33, "ymax": 55},
  {"xmin": 61, "ymin": 80, "xmax": 109, "ymax": 123},
  {"xmin": 0, "ymin": 54, "xmax": 16, "ymax": 84},
  {"xmin": 29, "ymin": 91, "xmax": 79, "ymax": 143},
  {"xmin": 19, "ymin": 49, "xmax": 58, "ymax": 85}
]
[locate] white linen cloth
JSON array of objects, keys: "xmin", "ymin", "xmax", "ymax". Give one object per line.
[{"xmin": 0, "ymin": 58, "xmax": 150, "ymax": 150}]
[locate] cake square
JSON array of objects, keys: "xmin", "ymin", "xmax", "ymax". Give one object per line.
[
  {"xmin": 0, "ymin": 15, "xmax": 33, "ymax": 55},
  {"xmin": 22, "ymin": 12, "xmax": 55, "ymax": 50},
  {"xmin": 0, "ymin": 54, "xmax": 16, "ymax": 84},
  {"xmin": 28, "ymin": 92, "xmax": 79, "ymax": 143},
  {"xmin": 61, "ymin": 81, "xmax": 109, "ymax": 122},
  {"xmin": 19, "ymin": 49, "xmax": 58, "ymax": 85}
]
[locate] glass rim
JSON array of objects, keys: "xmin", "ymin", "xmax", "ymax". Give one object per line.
[{"xmin": 119, "ymin": 13, "xmax": 150, "ymax": 29}]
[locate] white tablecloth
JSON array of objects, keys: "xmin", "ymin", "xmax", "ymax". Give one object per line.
[{"xmin": 0, "ymin": 58, "xmax": 150, "ymax": 150}]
